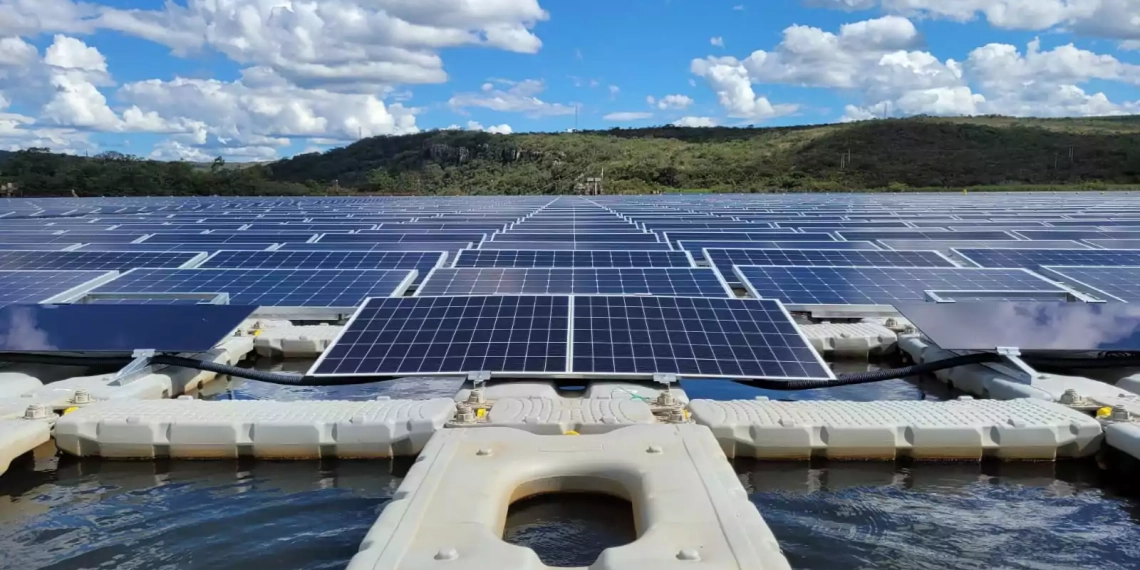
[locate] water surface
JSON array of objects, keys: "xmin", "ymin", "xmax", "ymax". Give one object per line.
[{"xmin": 3, "ymin": 361, "xmax": 1139, "ymax": 569}]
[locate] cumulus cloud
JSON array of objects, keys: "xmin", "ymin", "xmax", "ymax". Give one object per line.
[
  {"xmin": 673, "ymin": 116, "xmax": 718, "ymax": 127},
  {"xmin": 459, "ymin": 120, "xmax": 513, "ymax": 134},
  {"xmin": 603, "ymin": 111, "xmax": 654, "ymax": 121},
  {"xmin": 655, "ymin": 94, "xmax": 694, "ymax": 110},
  {"xmin": 711, "ymin": 36, "xmax": 725, "ymax": 47},
  {"xmin": 449, "ymin": 78, "xmax": 575, "ymax": 117},
  {"xmin": 805, "ymin": 0, "xmax": 1140, "ymax": 41}
]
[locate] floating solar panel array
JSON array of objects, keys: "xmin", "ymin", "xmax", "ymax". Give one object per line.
[{"xmin": 10, "ymin": 192, "xmax": 1140, "ymax": 375}]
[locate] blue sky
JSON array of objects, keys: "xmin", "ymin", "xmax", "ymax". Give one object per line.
[{"xmin": 0, "ymin": 0, "xmax": 1138, "ymax": 161}]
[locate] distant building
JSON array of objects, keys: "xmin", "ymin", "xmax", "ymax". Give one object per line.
[{"xmin": 0, "ymin": 182, "xmax": 17, "ymax": 197}]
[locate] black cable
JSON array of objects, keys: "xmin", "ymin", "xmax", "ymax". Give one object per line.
[{"xmin": 737, "ymin": 352, "xmax": 1004, "ymax": 391}]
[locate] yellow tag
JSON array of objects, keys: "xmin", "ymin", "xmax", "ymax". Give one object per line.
[
  {"xmin": 564, "ymin": 430, "xmax": 580, "ymax": 436},
  {"xmin": 1096, "ymin": 406, "xmax": 1112, "ymax": 418},
  {"xmin": 476, "ymin": 408, "xmax": 486, "ymax": 418},
  {"xmin": 251, "ymin": 330, "xmax": 263, "ymax": 336},
  {"xmin": 63, "ymin": 406, "xmax": 79, "ymax": 415}
]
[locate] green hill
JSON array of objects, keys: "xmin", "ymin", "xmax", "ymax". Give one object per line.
[
  {"xmin": 2, "ymin": 116, "xmax": 1140, "ymax": 196},
  {"xmin": 267, "ymin": 116, "xmax": 1140, "ymax": 194}
]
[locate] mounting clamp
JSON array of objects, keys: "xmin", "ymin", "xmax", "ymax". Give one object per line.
[{"xmin": 109, "ymin": 349, "xmax": 156, "ymax": 386}]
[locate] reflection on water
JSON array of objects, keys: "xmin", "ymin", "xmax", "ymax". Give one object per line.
[{"xmin": 3, "ymin": 358, "xmax": 1139, "ymax": 569}]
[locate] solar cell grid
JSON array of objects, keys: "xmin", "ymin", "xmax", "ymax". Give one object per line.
[
  {"xmin": 705, "ymin": 248, "xmax": 957, "ymax": 282},
  {"xmin": 662, "ymin": 231, "xmax": 830, "ymax": 246},
  {"xmin": 477, "ymin": 241, "xmax": 674, "ymax": 251},
  {"xmin": 417, "ymin": 268, "xmax": 732, "ymax": 297},
  {"xmin": 836, "ymin": 230, "xmax": 1017, "ymax": 241},
  {"xmin": 91, "ymin": 268, "xmax": 417, "ymax": 308},
  {"xmin": 953, "ymin": 248, "xmax": 1140, "ymax": 269},
  {"xmin": 0, "ymin": 270, "xmax": 116, "ymax": 306},
  {"xmin": 309, "ymin": 295, "xmax": 571, "ymax": 377},
  {"xmin": 733, "ymin": 265, "xmax": 1068, "ymax": 306},
  {"xmin": 0, "ymin": 250, "xmax": 204, "ymax": 271},
  {"xmin": 1038, "ymin": 266, "xmax": 1140, "ymax": 302},
  {"xmin": 200, "ymin": 250, "xmax": 446, "ymax": 271},
  {"xmin": 451, "ymin": 250, "xmax": 694, "ymax": 268},
  {"xmin": 572, "ymin": 296, "xmax": 833, "ymax": 380}
]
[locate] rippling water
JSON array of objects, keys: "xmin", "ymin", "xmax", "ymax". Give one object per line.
[{"xmin": 3, "ymin": 361, "xmax": 1140, "ymax": 569}]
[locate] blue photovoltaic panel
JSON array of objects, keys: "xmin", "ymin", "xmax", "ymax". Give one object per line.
[
  {"xmin": 836, "ymin": 230, "xmax": 1017, "ymax": 241},
  {"xmin": 317, "ymin": 232, "xmax": 488, "ymax": 244},
  {"xmin": 0, "ymin": 232, "xmax": 144, "ymax": 244},
  {"xmin": 309, "ymin": 295, "xmax": 570, "ymax": 377},
  {"xmin": 478, "ymin": 241, "xmax": 674, "ymax": 251},
  {"xmin": 452, "ymin": 250, "xmax": 693, "ymax": 268},
  {"xmin": 73, "ymin": 243, "xmax": 273, "ymax": 252},
  {"xmin": 0, "ymin": 250, "xmax": 202, "ymax": 271},
  {"xmin": 734, "ymin": 266, "xmax": 1067, "ymax": 306},
  {"xmin": 199, "ymin": 250, "xmax": 446, "ymax": 280},
  {"xmin": 1039, "ymin": 266, "xmax": 1140, "ymax": 302},
  {"xmin": 491, "ymin": 233, "xmax": 659, "ymax": 242},
  {"xmin": 953, "ymin": 248, "xmax": 1140, "ymax": 269},
  {"xmin": 417, "ymin": 268, "xmax": 731, "ymax": 297},
  {"xmin": 0, "ymin": 244, "xmax": 78, "ymax": 251},
  {"xmin": 1083, "ymin": 240, "xmax": 1140, "ymax": 250},
  {"xmin": 1015, "ymin": 230, "xmax": 1140, "ymax": 241},
  {"xmin": 142, "ymin": 232, "xmax": 316, "ymax": 243},
  {"xmin": 663, "ymin": 232, "xmax": 833, "ymax": 247},
  {"xmin": 705, "ymin": 248, "xmax": 956, "ymax": 282},
  {"xmin": 0, "ymin": 270, "xmax": 114, "ymax": 306},
  {"xmin": 91, "ymin": 268, "xmax": 417, "ymax": 308},
  {"xmin": 0, "ymin": 304, "xmax": 256, "ymax": 352},
  {"xmin": 279, "ymin": 242, "xmax": 473, "ymax": 254},
  {"xmin": 879, "ymin": 240, "xmax": 1089, "ymax": 253},
  {"xmin": 776, "ymin": 221, "xmax": 912, "ymax": 229},
  {"xmin": 572, "ymin": 296, "xmax": 832, "ymax": 380},
  {"xmin": 677, "ymin": 241, "xmax": 880, "ymax": 258}
]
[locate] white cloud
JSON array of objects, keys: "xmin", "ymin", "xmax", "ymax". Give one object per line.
[
  {"xmin": 655, "ymin": 94, "xmax": 694, "ymax": 110},
  {"xmin": 806, "ymin": 0, "xmax": 1140, "ymax": 41},
  {"xmin": 603, "ymin": 111, "xmax": 654, "ymax": 121},
  {"xmin": 711, "ymin": 36, "xmax": 725, "ymax": 47},
  {"xmin": 690, "ymin": 56, "xmax": 800, "ymax": 119},
  {"xmin": 0, "ymin": 37, "xmax": 37, "ymax": 67},
  {"xmin": 733, "ymin": 4, "xmax": 745, "ymax": 10},
  {"xmin": 463, "ymin": 120, "xmax": 513, "ymax": 134},
  {"xmin": 673, "ymin": 116, "xmax": 718, "ymax": 127},
  {"xmin": 449, "ymin": 78, "xmax": 575, "ymax": 117}
]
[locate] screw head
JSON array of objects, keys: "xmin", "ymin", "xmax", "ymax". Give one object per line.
[
  {"xmin": 677, "ymin": 548, "xmax": 701, "ymax": 561},
  {"xmin": 23, "ymin": 403, "xmax": 47, "ymax": 420},
  {"xmin": 434, "ymin": 548, "xmax": 459, "ymax": 561}
]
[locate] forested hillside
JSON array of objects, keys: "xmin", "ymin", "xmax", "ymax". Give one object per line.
[{"xmin": 2, "ymin": 116, "xmax": 1140, "ymax": 196}]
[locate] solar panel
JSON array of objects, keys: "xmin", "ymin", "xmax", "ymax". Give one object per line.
[
  {"xmin": 705, "ymin": 248, "xmax": 957, "ymax": 283},
  {"xmin": 142, "ymin": 232, "xmax": 316, "ymax": 243},
  {"xmin": 662, "ymin": 231, "xmax": 832, "ymax": 247},
  {"xmin": 953, "ymin": 248, "xmax": 1140, "ymax": 269},
  {"xmin": 491, "ymin": 233, "xmax": 659, "ymax": 242},
  {"xmin": 477, "ymin": 241, "xmax": 674, "ymax": 251},
  {"xmin": 73, "ymin": 243, "xmax": 277, "ymax": 252},
  {"xmin": 836, "ymin": 230, "xmax": 1017, "ymax": 241},
  {"xmin": 1015, "ymin": 230, "xmax": 1140, "ymax": 241},
  {"xmin": 1038, "ymin": 266, "xmax": 1140, "ymax": 302},
  {"xmin": 0, "ymin": 251, "xmax": 205, "ymax": 271},
  {"xmin": 279, "ymin": 242, "xmax": 474, "ymax": 253},
  {"xmin": 0, "ymin": 270, "xmax": 116, "ymax": 307},
  {"xmin": 0, "ymin": 244, "xmax": 78, "ymax": 251},
  {"xmin": 1083, "ymin": 240, "xmax": 1140, "ymax": 250},
  {"xmin": 417, "ymin": 268, "xmax": 732, "ymax": 297},
  {"xmin": 316, "ymin": 232, "xmax": 488, "ymax": 244},
  {"xmin": 572, "ymin": 296, "xmax": 833, "ymax": 380},
  {"xmin": 880, "ymin": 240, "xmax": 1090, "ymax": 253},
  {"xmin": 892, "ymin": 302, "xmax": 1140, "ymax": 351},
  {"xmin": 308, "ymin": 295, "xmax": 571, "ymax": 377},
  {"xmin": 199, "ymin": 250, "xmax": 446, "ymax": 281},
  {"xmin": 734, "ymin": 266, "xmax": 1069, "ymax": 306},
  {"xmin": 90, "ymin": 268, "xmax": 417, "ymax": 308},
  {"xmin": 451, "ymin": 250, "xmax": 694, "ymax": 268},
  {"xmin": 0, "ymin": 304, "xmax": 256, "ymax": 353},
  {"xmin": 677, "ymin": 241, "xmax": 881, "ymax": 255},
  {"xmin": 0, "ymin": 232, "xmax": 145, "ymax": 244}
]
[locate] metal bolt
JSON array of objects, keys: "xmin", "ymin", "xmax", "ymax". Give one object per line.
[
  {"xmin": 434, "ymin": 548, "xmax": 459, "ymax": 561},
  {"xmin": 1060, "ymin": 389, "xmax": 1080, "ymax": 405},
  {"xmin": 884, "ymin": 318, "xmax": 898, "ymax": 328},
  {"xmin": 668, "ymin": 408, "xmax": 687, "ymax": 423},
  {"xmin": 656, "ymin": 391, "xmax": 676, "ymax": 406},
  {"xmin": 467, "ymin": 388, "xmax": 486, "ymax": 405},
  {"xmin": 455, "ymin": 403, "xmax": 476, "ymax": 423},
  {"xmin": 1111, "ymin": 405, "xmax": 1132, "ymax": 421},
  {"xmin": 23, "ymin": 403, "xmax": 47, "ymax": 420},
  {"xmin": 72, "ymin": 389, "xmax": 91, "ymax": 405}
]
